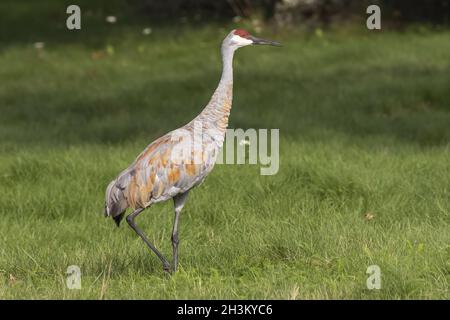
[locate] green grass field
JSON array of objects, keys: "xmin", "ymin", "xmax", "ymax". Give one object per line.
[{"xmin": 0, "ymin": 1, "xmax": 449, "ymax": 299}]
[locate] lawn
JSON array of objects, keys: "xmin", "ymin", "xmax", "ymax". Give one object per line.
[{"xmin": 0, "ymin": 1, "xmax": 449, "ymax": 299}]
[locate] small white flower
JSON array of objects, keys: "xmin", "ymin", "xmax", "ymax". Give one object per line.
[
  {"xmin": 34, "ymin": 42, "xmax": 45, "ymax": 49},
  {"xmin": 232, "ymin": 16, "xmax": 242, "ymax": 23},
  {"xmin": 239, "ymin": 139, "xmax": 250, "ymax": 146},
  {"xmin": 142, "ymin": 28, "xmax": 152, "ymax": 35},
  {"xmin": 254, "ymin": 26, "xmax": 263, "ymax": 34},
  {"xmin": 106, "ymin": 16, "xmax": 117, "ymax": 24}
]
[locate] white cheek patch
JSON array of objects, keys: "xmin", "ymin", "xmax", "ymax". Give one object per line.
[{"xmin": 231, "ymin": 35, "xmax": 253, "ymax": 46}]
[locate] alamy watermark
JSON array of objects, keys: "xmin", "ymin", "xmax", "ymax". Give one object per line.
[
  {"xmin": 66, "ymin": 4, "xmax": 382, "ymax": 32},
  {"xmin": 217, "ymin": 128, "xmax": 279, "ymax": 176},
  {"xmin": 366, "ymin": 265, "xmax": 381, "ymax": 290},
  {"xmin": 66, "ymin": 265, "xmax": 81, "ymax": 289},
  {"xmin": 366, "ymin": 5, "xmax": 381, "ymax": 30},
  {"xmin": 66, "ymin": 5, "xmax": 81, "ymax": 30},
  {"xmin": 167, "ymin": 120, "xmax": 279, "ymax": 175}
]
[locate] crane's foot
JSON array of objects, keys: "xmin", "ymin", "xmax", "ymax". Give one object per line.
[{"xmin": 163, "ymin": 263, "xmax": 172, "ymax": 274}]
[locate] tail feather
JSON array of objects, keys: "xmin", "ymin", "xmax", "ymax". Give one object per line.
[
  {"xmin": 104, "ymin": 178, "xmax": 129, "ymax": 227},
  {"xmin": 113, "ymin": 212, "xmax": 125, "ymax": 227}
]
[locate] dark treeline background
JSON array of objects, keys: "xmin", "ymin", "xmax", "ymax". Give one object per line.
[{"xmin": 132, "ymin": 0, "xmax": 449, "ymax": 26}]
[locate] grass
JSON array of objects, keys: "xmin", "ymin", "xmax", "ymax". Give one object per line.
[{"xmin": 0, "ymin": 1, "xmax": 449, "ymax": 299}]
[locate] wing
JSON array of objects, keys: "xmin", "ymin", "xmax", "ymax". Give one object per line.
[{"xmin": 123, "ymin": 128, "xmax": 219, "ymax": 209}]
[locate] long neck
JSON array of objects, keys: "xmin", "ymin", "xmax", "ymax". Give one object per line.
[
  {"xmin": 220, "ymin": 45, "xmax": 234, "ymax": 83},
  {"xmin": 195, "ymin": 45, "xmax": 234, "ymax": 132}
]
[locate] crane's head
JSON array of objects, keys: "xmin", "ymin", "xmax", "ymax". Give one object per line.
[{"xmin": 223, "ymin": 29, "xmax": 281, "ymax": 50}]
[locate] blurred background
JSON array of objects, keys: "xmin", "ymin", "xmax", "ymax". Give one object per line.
[
  {"xmin": 118, "ymin": 0, "xmax": 450, "ymax": 26},
  {"xmin": 1, "ymin": 1, "xmax": 450, "ymax": 46}
]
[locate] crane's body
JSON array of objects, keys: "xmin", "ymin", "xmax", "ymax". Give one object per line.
[
  {"xmin": 104, "ymin": 51, "xmax": 233, "ymax": 221},
  {"xmin": 104, "ymin": 29, "xmax": 280, "ymax": 273}
]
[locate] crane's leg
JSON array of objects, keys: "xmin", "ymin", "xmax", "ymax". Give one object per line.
[
  {"xmin": 172, "ymin": 191, "xmax": 189, "ymax": 272},
  {"xmin": 126, "ymin": 208, "xmax": 171, "ymax": 273}
]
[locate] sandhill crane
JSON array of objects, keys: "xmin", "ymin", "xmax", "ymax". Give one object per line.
[{"xmin": 104, "ymin": 29, "xmax": 280, "ymax": 273}]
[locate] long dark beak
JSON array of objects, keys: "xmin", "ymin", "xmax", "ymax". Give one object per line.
[{"xmin": 249, "ymin": 35, "xmax": 281, "ymax": 46}]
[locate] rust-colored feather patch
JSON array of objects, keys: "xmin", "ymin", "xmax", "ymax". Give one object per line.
[
  {"xmin": 185, "ymin": 163, "xmax": 197, "ymax": 176},
  {"xmin": 168, "ymin": 166, "xmax": 181, "ymax": 184}
]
